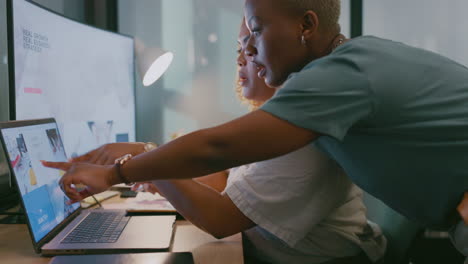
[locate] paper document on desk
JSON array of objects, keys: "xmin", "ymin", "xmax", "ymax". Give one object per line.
[{"xmin": 104, "ymin": 192, "xmax": 177, "ymax": 213}]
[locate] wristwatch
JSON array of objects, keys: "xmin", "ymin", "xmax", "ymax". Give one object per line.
[
  {"xmin": 113, "ymin": 142, "xmax": 157, "ymax": 185},
  {"xmin": 144, "ymin": 142, "xmax": 158, "ymax": 152}
]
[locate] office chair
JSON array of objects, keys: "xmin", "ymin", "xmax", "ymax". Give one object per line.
[{"xmin": 363, "ymin": 192, "xmax": 423, "ymax": 264}]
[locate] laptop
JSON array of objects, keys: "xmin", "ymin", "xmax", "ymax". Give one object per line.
[{"xmin": 0, "ymin": 118, "xmax": 176, "ymax": 256}]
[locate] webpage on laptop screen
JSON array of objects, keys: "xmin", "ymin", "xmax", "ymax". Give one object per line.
[{"xmin": 1, "ymin": 123, "xmax": 79, "ymax": 242}]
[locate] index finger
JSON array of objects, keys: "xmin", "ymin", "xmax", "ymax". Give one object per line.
[{"xmin": 41, "ymin": 160, "xmax": 73, "ymax": 171}]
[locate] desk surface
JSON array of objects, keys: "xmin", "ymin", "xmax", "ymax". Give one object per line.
[{"xmin": 0, "ymin": 197, "xmax": 243, "ymax": 264}]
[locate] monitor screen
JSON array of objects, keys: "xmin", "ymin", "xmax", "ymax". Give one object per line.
[
  {"xmin": 0, "ymin": 120, "xmax": 80, "ymax": 242},
  {"xmin": 11, "ymin": 0, "xmax": 136, "ymax": 158}
]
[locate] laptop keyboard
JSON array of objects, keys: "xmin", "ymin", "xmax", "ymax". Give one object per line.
[{"xmin": 61, "ymin": 211, "xmax": 130, "ymax": 244}]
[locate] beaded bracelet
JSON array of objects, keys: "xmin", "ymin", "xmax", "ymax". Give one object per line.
[{"xmin": 114, "ymin": 154, "xmax": 133, "ymax": 185}]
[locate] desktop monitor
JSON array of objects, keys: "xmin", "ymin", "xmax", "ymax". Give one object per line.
[
  {"xmin": 1, "ymin": 0, "xmax": 136, "ymax": 212},
  {"xmin": 8, "ymin": 0, "xmax": 136, "ymax": 158}
]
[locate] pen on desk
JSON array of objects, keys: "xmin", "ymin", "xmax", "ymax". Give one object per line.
[{"xmin": 91, "ymin": 195, "xmax": 103, "ymax": 208}]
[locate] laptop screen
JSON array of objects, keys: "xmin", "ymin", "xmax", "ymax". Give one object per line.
[{"xmin": 0, "ymin": 120, "xmax": 79, "ymax": 242}]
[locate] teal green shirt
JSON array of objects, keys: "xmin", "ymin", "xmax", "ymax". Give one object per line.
[{"xmin": 261, "ymin": 36, "xmax": 468, "ymax": 229}]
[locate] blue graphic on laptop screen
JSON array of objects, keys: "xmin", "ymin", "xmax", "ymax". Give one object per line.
[{"xmin": 1, "ymin": 123, "xmax": 80, "ymax": 242}]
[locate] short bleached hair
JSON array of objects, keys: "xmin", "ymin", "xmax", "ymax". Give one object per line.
[{"xmin": 280, "ymin": 0, "xmax": 341, "ymax": 33}]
